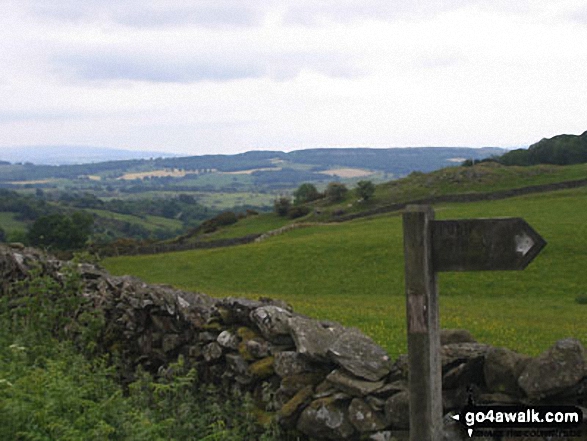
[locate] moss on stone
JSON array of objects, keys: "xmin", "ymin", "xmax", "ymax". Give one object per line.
[
  {"xmin": 238, "ymin": 341, "xmax": 256, "ymax": 361},
  {"xmin": 251, "ymin": 407, "xmax": 275, "ymax": 427},
  {"xmin": 201, "ymin": 321, "xmax": 222, "ymax": 331},
  {"xmin": 249, "ymin": 356, "xmax": 275, "ymax": 379},
  {"xmin": 278, "ymin": 385, "xmax": 314, "ymax": 418},
  {"xmin": 236, "ymin": 326, "xmax": 259, "ymax": 342},
  {"xmin": 216, "ymin": 306, "xmax": 233, "ymax": 324},
  {"xmin": 281, "ymin": 372, "xmax": 326, "ymax": 392}
]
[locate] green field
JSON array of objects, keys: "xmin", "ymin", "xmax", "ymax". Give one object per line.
[
  {"xmin": 103, "ymin": 186, "xmax": 587, "ymax": 359},
  {"xmin": 196, "ymin": 192, "xmax": 276, "ymax": 211},
  {"xmin": 87, "ymin": 209, "xmax": 183, "ymax": 231},
  {"xmin": 319, "ymin": 162, "xmax": 587, "ymax": 217},
  {"xmin": 196, "ymin": 213, "xmax": 291, "ymax": 241},
  {"xmin": 0, "ymin": 212, "xmax": 27, "ymax": 237}
]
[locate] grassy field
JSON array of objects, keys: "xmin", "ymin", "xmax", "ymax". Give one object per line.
[
  {"xmin": 196, "ymin": 192, "xmax": 276, "ymax": 211},
  {"xmin": 381, "ymin": 162, "xmax": 587, "ymax": 199},
  {"xmin": 197, "ymin": 213, "xmax": 291, "ymax": 241},
  {"xmin": 318, "ymin": 162, "xmax": 587, "ymax": 217},
  {"xmin": 118, "ymin": 190, "xmax": 276, "ymax": 211},
  {"xmin": 87, "ymin": 209, "xmax": 183, "ymax": 231},
  {"xmin": 103, "ymin": 186, "xmax": 587, "ymax": 359},
  {"xmin": 0, "ymin": 212, "xmax": 27, "ymax": 236}
]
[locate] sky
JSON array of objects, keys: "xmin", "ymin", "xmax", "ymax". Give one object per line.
[{"xmin": 1, "ymin": 0, "xmax": 586, "ymax": 156}]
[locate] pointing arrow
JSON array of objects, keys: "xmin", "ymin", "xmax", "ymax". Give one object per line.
[
  {"xmin": 431, "ymin": 218, "xmax": 546, "ymax": 271},
  {"xmin": 515, "ymin": 231, "xmax": 534, "ymax": 256}
]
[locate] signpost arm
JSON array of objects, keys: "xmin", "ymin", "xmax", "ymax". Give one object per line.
[{"xmin": 403, "ymin": 205, "xmax": 442, "ymax": 441}]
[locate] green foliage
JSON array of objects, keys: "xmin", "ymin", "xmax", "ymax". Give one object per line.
[
  {"xmin": 28, "ymin": 211, "xmax": 93, "ymax": 250},
  {"xmin": 499, "ymin": 131, "xmax": 587, "ymax": 166},
  {"xmin": 0, "ymin": 188, "xmax": 52, "ymax": 221},
  {"xmin": 287, "ymin": 205, "xmax": 311, "ymax": 219},
  {"xmin": 0, "ymin": 340, "xmax": 136, "ymax": 441},
  {"xmin": 213, "ymin": 211, "xmax": 239, "ymax": 227},
  {"xmin": 273, "ymin": 197, "xmax": 291, "ymax": 217},
  {"xmin": 355, "ymin": 180, "xmax": 375, "ymax": 201},
  {"xmin": 196, "ymin": 211, "xmax": 239, "ymax": 234},
  {"xmin": 324, "ymin": 182, "xmax": 348, "ymax": 202},
  {"xmin": 293, "ymin": 183, "xmax": 321, "ymax": 205},
  {"xmin": 0, "ymin": 262, "xmax": 286, "ymax": 441}
]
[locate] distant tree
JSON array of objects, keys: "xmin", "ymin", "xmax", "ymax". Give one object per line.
[
  {"xmin": 212, "ymin": 211, "xmax": 238, "ymax": 227},
  {"xmin": 178, "ymin": 194, "xmax": 196, "ymax": 205},
  {"xmin": 355, "ymin": 180, "xmax": 375, "ymax": 201},
  {"xmin": 324, "ymin": 182, "xmax": 348, "ymax": 202},
  {"xmin": 0, "ymin": 226, "xmax": 5, "ymax": 242},
  {"xmin": 293, "ymin": 183, "xmax": 321, "ymax": 205},
  {"xmin": 274, "ymin": 197, "xmax": 291, "ymax": 217},
  {"xmin": 28, "ymin": 211, "xmax": 93, "ymax": 250},
  {"xmin": 121, "ymin": 222, "xmax": 150, "ymax": 240},
  {"xmin": 160, "ymin": 200, "xmax": 181, "ymax": 218}
]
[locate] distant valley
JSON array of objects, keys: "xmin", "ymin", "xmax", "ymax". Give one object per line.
[{"xmin": 0, "ymin": 131, "xmax": 584, "ymax": 253}]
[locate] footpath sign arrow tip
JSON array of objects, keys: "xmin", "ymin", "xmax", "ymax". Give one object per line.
[{"xmin": 431, "ymin": 218, "xmax": 546, "ymax": 272}]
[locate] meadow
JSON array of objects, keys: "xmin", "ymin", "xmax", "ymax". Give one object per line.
[
  {"xmin": 103, "ymin": 186, "xmax": 587, "ymax": 359},
  {"xmin": 0, "ymin": 212, "xmax": 26, "ymax": 236},
  {"xmin": 86, "ymin": 209, "xmax": 184, "ymax": 232}
]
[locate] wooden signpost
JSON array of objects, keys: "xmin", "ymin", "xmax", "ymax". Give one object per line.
[{"xmin": 402, "ymin": 205, "xmax": 546, "ymax": 441}]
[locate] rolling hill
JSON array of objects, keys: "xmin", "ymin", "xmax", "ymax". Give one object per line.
[{"xmin": 102, "ymin": 160, "xmax": 587, "ymax": 358}]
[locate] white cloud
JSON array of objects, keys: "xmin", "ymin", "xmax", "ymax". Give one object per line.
[{"xmin": 0, "ymin": 0, "xmax": 586, "ymax": 154}]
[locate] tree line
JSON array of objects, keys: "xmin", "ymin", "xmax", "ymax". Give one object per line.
[
  {"xmin": 274, "ymin": 180, "xmax": 375, "ymax": 219},
  {"xmin": 462, "ymin": 131, "xmax": 587, "ymax": 167}
]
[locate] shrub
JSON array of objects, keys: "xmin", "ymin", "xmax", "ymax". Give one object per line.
[
  {"xmin": 28, "ymin": 211, "xmax": 93, "ymax": 251},
  {"xmin": 198, "ymin": 211, "xmax": 239, "ymax": 233},
  {"xmin": 287, "ymin": 205, "xmax": 311, "ymax": 219},
  {"xmin": 293, "ymin": 183, "xmax": 321, "ymax": 205},
  {"xmin": 324, "ymin": 182, "xmax": 348, "ymax": 202},
  {"xmin": 212, "ymin": 211, "xmax": 239, "ymax": 227},
  {"xmin": 355, "ymin": 180, "xmax": 375, "ymax": 201},
  {"xmin": 274, "ymin": 197, "xmax": 291, "ymax": 217}
]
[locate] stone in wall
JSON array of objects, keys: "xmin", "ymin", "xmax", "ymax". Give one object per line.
[
  {"xmin": 518, "ymin": 338, "xmax": 586, "ymax": 400},
  {"xmin": 483, "ymin": 346, "xmax": 531, "ymax": 397},
  {"xmin": 328, "ymin": 328, "xmax": 393, "ymax": 381},
  {"xmin": 296, "ymin": 396, "xmax": 356, "ymax": 440}
]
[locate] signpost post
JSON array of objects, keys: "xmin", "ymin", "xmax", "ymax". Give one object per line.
[{"xmin": 402, "ymin": 205, "xmax": 546, "ymax": 441}]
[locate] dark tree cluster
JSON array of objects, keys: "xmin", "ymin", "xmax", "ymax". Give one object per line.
[
  {"xmin": 28, "ymin": 211, "xmax": 93, "ymax": 250},
  {"xmin": 497, "ymin": 131, "xmax": 587, "ymax": 166}
]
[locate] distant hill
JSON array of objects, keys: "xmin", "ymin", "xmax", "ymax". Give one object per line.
[
  {"xmin": 154, "ymin": 147, "xmax": 504, "ymax": 175},
  {"xmin": 0, "ymin": 146, "xmax": 178, "ymax": 165},
  {"xmin": 0, "ymin": 146, "xmax": 504, "ymax": 189},
  {"xmin": 499, "ymin": 131, "xmax": 587, "ymax": 166}
]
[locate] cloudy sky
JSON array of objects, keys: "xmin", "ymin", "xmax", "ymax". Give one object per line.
[{"xmin": 1, "ymin": 0, "xmax": 586, "ymax": 156}]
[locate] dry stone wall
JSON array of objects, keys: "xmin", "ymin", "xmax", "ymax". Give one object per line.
[{"xmin": 1, "ymin": 244, "xmax": 586, "ymax": 440}]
